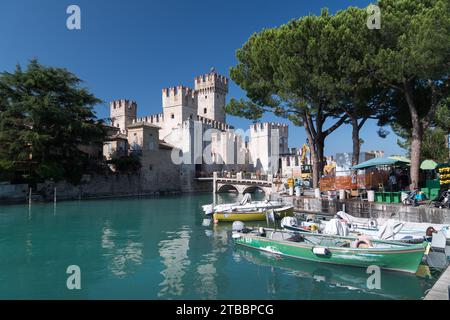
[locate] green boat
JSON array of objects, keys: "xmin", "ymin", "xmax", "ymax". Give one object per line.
[{"xmin": 233, "ymin": 228, "xmax": 427, "ymax": 274}]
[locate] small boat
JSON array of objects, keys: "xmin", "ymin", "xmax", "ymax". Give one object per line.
[
  {"xmin": 202, "ymin": 193, "xmax": 287, "ymax": 216},
  {"xmin": 213, "ymin": 205, "xmax": 294, "ymax": 222},
  {"xmin": 233, "ymin": 226, "xmax": 427, "ymax": 274},
  {"xmin": 281, "ymin": 216, "xmax": 431, "ymax": 244},
  {"xmin": 282, "ymin": 211, "xmax": 450, "ymax": 245}
]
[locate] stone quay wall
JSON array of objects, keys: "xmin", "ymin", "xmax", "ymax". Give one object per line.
[{"xmin": 291, "ymin": 196, "xmax": 450, "ymax": 224}]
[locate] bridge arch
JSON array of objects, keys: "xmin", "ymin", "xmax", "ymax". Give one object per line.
[
  {"xmin": 217, "ymin": 184, "xmax": 239, "ymax": 193},
  {"xmin": 242, "ymin": 185, "xmax": 266, "ymax": 194}
]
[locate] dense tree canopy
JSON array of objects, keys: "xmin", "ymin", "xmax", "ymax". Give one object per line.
[
  {"xmin": 369, "ymin": 0, "xmax": 450, "ymax": 188},
  {"xmin": 226, "ymin": 10, "xmax": 350, "ymax": 187},
  {"xmin": 227, "ymin": 0, "xmax": 450, "ymax": 189},
  {"xmin": 0, "ymin": 60, "xmax": 107, "ymax": 184}
]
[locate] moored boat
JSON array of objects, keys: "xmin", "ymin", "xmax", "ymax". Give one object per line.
[
  {"xmin": 233, "ymin": 227, "xmax": 427, "ymax": 273},
  {"xmin": 281, "ymin": 216, "xmax": 431, "ymax": 244},
  {"xmin": 213, "ymin": 205, "xmax": 294, "ymax": 222},
  {"xmin": 202, "ymin": 193, "xmax": 285, "ymax": 216}
]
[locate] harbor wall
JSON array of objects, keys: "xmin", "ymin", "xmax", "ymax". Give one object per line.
[
  {"xmin": 291, "ymin": 196, "xmax": 450, "ymax": 224},
  {"xmin": 0, "ymin": 172, "xmax": 212, "ymax": 204},
  {"xmin": 0, "ymin": 183, "xmax": 29, "ymax": 202}
]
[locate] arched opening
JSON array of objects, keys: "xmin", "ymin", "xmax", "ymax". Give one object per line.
[
  {"xmin": 242, "ymin": 186, "xmax": 265, "ymax": 194},
  {"xmin": 217, "ymin": 184, "xmax": 239, "ymax": 193}
]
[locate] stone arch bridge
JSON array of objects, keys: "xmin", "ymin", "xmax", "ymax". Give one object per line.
[{"xmin": 212, "ymin": 172, "xmax": 274, "ymax": 194}]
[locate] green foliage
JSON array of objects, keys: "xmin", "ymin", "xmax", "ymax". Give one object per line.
[
  {"xmin": 108, "ymin": 155, "xmax": 141, "ymax": 173},
  {"xmin": 0, "ymin": 59, "xmax": 107, "ymax": 184},
  {"xmin": 396, "ymin": 126, "xmax": 449, "ymax": 163}
]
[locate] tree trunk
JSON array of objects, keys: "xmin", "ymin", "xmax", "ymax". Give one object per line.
[
  {"xmin": 303, "ymin": 114, "xmax": 320, "ymax": 189},
  {"xmin": 316, "ymin": 135, "xmax": 325, "ymax": 177},
  {"xmin": 351, "ymin": 117, "xmax": 360, "ymax": 166},
  {"xmin": 311, "ymin": 147, "xmax": 320, "ymax": 189},
  {"xmin": 404, "ymin": 80, "xmax": 422, "ymax": 190}
]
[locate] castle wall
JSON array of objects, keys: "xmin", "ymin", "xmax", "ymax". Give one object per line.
[{"xmin": 249, "ymin": 122, "xmax": 289, "ymax": 174}]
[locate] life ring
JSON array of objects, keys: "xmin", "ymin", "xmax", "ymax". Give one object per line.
[
  {"xmin": 353, "ymin": 236, "xmax": 373, "ymax": 248},
  {"xmin": 426, "ymin": 226, "xmax": 437, "ymax": 237}
]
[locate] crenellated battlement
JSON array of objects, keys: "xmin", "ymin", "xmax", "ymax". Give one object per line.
[
  {"xmin": 162, "ymin": 85, "xmax": 197, "ymax": 109},
  {"xmin": 110, "ymin": 99, "xmax": 138, "ymax": 110},
  {"xmin": 251, "ymin": 122, "xmax": 288, "ymax": 134},
  {"xmin": 196, "ymin": 115, "xmax": 233, "ymax": 131},
  {"xmin": 194, "ymin": 71, "xmax": 229, "ymax": 94},
  {"xmin": 134, "ymin": 113, "xmax": 164, "ymax": 125},
  {"xmin": 109, "ymin": 99, "xmax": 137, "ymax": 133}
]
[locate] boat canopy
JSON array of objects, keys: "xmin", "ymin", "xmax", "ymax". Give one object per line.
[{"xmin": 351, "ymin": 156, "xmax": 410, "ymax": 170}]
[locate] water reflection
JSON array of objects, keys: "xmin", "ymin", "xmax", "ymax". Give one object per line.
[
  {"xmin": 101, "ymin": 221, "xmax": 144, "ymax": 278},
  {"xmin": 235, "ymin": 247, "xmax": 433, "ymax": 300},
  {"xmin": 158, "ymin": 227, "xmax": 191, "ymax": 298}
]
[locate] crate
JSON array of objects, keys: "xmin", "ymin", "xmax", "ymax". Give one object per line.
[
  {"xmin": 426, "ymin": 179, "xmax": 440, "ymax": 189},
  {"xmin": 384, "ymin": 192, "xmax": 392, "ymax": 203},
  {"xmin": 392, "ymin": 192, "xmax": 400, "ymax": 203},
  {"xmin": 430, "ymin": 188, "xmax": 440, "ymax": 200},
  {"xmin": 421, "ymin": 188, "xmax": 430, "ymax": 198},
  {"xmin": 375, "ymin": 192, "xmax": 384, "ymax": 202}
]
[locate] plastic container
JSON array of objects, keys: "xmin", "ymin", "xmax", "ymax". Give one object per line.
[
  {"xmin": 392, "ymin": 192, "xmax": 400, "ymax": 203},
  {"xmin": 375, "ymin": 192, "xmax": 383, "ymax": 202},
  {"xmin": 384, "ymin": 192, "xmax": 392, "ymax": 203},
  {"xmin": 367, "ymin": 190, "xmax": 375, "ymax": 202},
  {"xmin": 430, "ymin": 188, "xmax": 440, "ymax": 200},
  {"xmin": 339, "ymin": 190, "xmax": 346, "ymax": 200}
]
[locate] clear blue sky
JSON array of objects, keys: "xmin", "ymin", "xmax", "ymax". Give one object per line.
[{"xmin": 0, "ymin": 0, "xmax": 405, "ymax": 157}]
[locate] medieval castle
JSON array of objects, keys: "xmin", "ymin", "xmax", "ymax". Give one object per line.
[{"xmin": 103, "ymin": 69, "xmax": 290, "ymax": 190}]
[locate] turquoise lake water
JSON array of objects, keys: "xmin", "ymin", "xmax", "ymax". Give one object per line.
[{"xmin": 0, "ymin": 193, "xmax": 446, "ymax": 300}]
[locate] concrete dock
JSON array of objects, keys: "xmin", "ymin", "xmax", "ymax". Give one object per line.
[{"xmin": 424, "ymin": 265, "xmax": 450, "ymax": 300}]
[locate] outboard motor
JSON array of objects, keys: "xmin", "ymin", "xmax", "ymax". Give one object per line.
[
  {"xmin": 281, "ymin": 216, "xmax": 298, "ymax": 228},
  {"xmin": 232, "ymin": 221, "xmax": 246, "ymax": 232},
  {"xmin": 257, "ymin": 227, "xmax": 266, "ymax": 237}
]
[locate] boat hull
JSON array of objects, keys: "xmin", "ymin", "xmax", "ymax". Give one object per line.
[
  {"xmin": 214, "ymin": 207, "xmax": 294, "ymax": 222},
  {"xmin": 234, "ymin": 232, "xmax": 426, "ymax": 273}
]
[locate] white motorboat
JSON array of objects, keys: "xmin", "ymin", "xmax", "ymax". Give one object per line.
[
  {"xmin": 334, "ymin": 211, "xmax": 450, "ymax": 243},
  {"xmin": 202, "ymin": 193, "xmax": 285, "ymax": 215},
  {"xmin": 281, "ymin": 211, "xmax": 449, "ymax": 246}
]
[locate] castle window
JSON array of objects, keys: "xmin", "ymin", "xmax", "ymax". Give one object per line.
[
  {"xmin": 149, "ymin": 165, "xmax": 153, "ymax": 171},
  {"xmin": 171, "ymin": 113, "xmax": 174, "ymax": 119},
  {"xmin": 205, "ymin": 96, "xmax": 207, "ymax": 99},
  {"xmin": 189, "ymin": 114, "xmax": 193, "ymax": 119},
  {"xmin": 204, "ymin": 108, "xmax": 207, "ymax": 114}
]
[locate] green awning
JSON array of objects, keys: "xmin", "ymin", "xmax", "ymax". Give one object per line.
[
  {"xmin": 420, "ymin": 159, "xmax": 438, "ymax": 170},
  {"xmin": 352, "ymin": 156, "xmax": 410, "ymax": 170}
]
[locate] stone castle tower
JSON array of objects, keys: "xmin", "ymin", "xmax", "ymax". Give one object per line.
[
  {"xmin": 249, "ymin": 123, "xmax": 289, "ymax": 173},
  {"xmin": 109, "ymin": 70, "xmax": 229, "ymax": 137},
  {"xmin": 162, "ymin": 85, "xmax": 197, "ymax": 134},
  {"xmin": 194, "ymin": 69, "xmax": 228, "ymax": 123},
  {"xmin": 110, "ymin": 99, "xmax": 137, "ymax": 133}
]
